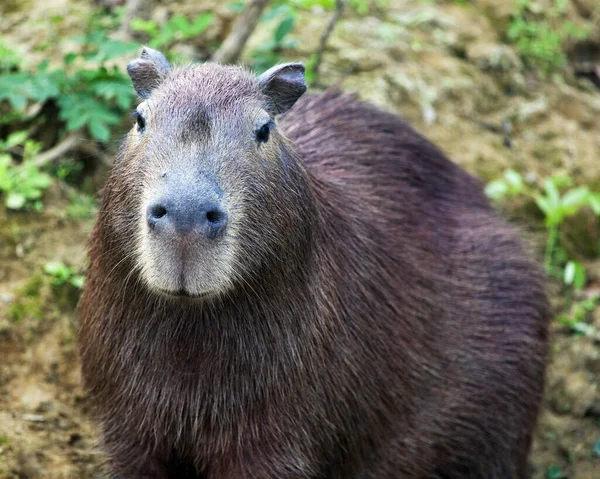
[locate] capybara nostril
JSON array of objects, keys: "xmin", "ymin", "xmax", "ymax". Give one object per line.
[
  {"xmin": 146, "ymin": 198, "xmax": 227, "ymax": 239},
  {"xmin": 206, "ymin": 208, "xmax": 223, "ymax": 225},
  {"xmin": 202, "ymin": 204, "xmax": 227, "ymax": 240},
  {"xmin": 147, "ymin": 203, "xmax": 167, "ymax": 230}
]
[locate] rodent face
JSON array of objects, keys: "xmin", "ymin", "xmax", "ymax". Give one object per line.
[{"xmin": 114, "ymin": 54, "xmax": 308, "ymax": 300}]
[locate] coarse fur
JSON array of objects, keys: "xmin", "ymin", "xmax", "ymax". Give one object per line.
[{"xmin": 78, "ymin": 54, "xmax": 550, "ymax": 479}]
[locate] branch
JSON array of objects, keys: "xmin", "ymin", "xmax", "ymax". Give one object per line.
[
  {"xmin": 312, "ymin": 0, "xmax": 344, "ymax": 87},
  {"xmin": 211, "ymin": 0, "xmax": 271, "ymax": 65},
  {"xmin": 33, "ymin": 133, "xmax": 80, "ymax": 167},
  {"xmin": 34, "ymin": 132, "xmax": 112, "ymax": 168}
]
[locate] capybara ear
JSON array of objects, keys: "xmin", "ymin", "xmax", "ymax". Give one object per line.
[
  {"xmin": 126, "ymin": 47, "xmax": 172, "ymax": 99},
  {"xmin": 258, "ymin": 63, "xmax": 306, "ymax": 116}
]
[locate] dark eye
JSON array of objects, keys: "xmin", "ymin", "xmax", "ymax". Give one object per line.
[
  {"xmin": 255, "ymin": 121, "xmax": 271, "ymax": 143},
  {"xmin": 133, "ymin": 110, "xmax": 146, "ymax": 132}
]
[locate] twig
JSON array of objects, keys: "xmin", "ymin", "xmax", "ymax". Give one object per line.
[
  {"xmin": 33, "ymin": 133, "xmax": 80, "ymax": 167},
  {"xmin": 34, "ymin": 132, "xmax": 112, "ymax": 168},
  {"xmin": 312, "ymin": 0, "xmax": 344, "ymax": 87},
  {"xmin": 211, "ymin": 0, "xmax": 271, "ymax": 65}
]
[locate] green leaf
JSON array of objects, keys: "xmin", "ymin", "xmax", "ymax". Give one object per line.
[
  {"xmin": 564, "ymin": 261, "xmax": 575, "ymax": 285},
  {"xmin": 6, "ymin": 192, "xmax": 26, "ymax": 209},
  {"xmin": 63, "ymin": 52, "xmax": 77, "ymax": 65},
  {"xmin": 5, "ymin": 131, "xmax": 29, "ymax": 149},
  {"xmin": 485, "ymin": 180, "xmax": 508, "ymax": 201},
  {"xmin": 7, "ymin": 93, "xmax": 27, "ymax": 110},
  {"xmin": 88, "ymin": 120, "xmax": 110, "ymax": 142},
  {"xmin": 543, "ymin": 177, "xmax": 560, "ymax": 206},
  {"xmin": 561, "ymin": 186, "xmax": 590, "ymax": 210},
  {"xmin": 190, "ymin": 13, "xmax": 214, "ymax": 35},
  {"xmin": 574, "ymin": 264, "xmax": 586, "ymax": 291},
  {"xmin": 274, "ymin": 16, "xmax": 295, "ymax": 45},
  {"xmin": 44, "ymin": 262, "xmax": 67, "ymax": 277},
  {"xmin": 503, "ymin": 169, "xmax": 523, "ymax": 193},
  {"xmin": 70, "ymin": 275, "xmax": 85, "ymax": 289},
  {"xmin": 563, "ymin": 261, "xmax": 585, "ymax": 290},
  {"xmin": 588, "ymin": 193, "xmax": 600, "ymax": 215},
  {"xmin": 64, "ymin": 113, "xmax": 89, "ymax": 132},
  {"xmin": 535, "ymin": 195, "xmax": 552, "ymax": 217},
  {"xmin": 130, "ymin": 18, "xmax": 159, "ymax": 37},
  {"xmin": 546, "ymin": 465, "xmax": 563, "ymax": 479}
]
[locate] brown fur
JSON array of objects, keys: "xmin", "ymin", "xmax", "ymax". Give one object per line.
[{"xmin": 78, "ymin": 60, "xmax": 550, "ymax": 479}]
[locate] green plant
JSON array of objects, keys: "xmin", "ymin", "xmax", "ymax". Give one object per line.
[
  {"xmin": 43, "ymin": 262, "xmax": 85, "ymax": 289},
  {"xmin": 546, "ymin": 465, "xmax": 564, "ymax": 479},
  {"xmin": 0, "ymin": 132, "xmax": 51, "ymax": 210},
  {"xmin": 251, "ymin": 3, "xmax": 299, "ymax": 72},
  {"xmin": 534, "ymin": 177, "xmax": 597, "ymax": 270},
  {"xmin": 486, "ymin": 171, "xmax": 600, "ymax": 273},
  {"xmin": 66, "ymin": 191, "xmax": 98, "ymax": 220},
  {"xmin": 563, "ymin": 260, "xmax": 586, "ymax": 291},
  {"xmin": 0, "ymin": 13, "xmax": 137, "ymax": 142},
  {"xmin": 507, "ymin": 0, "xmax": 590, "ymax": 73},
  {"xmin": 487, "ymin": 170, "xmax": 600, "ymax": 337},
  {"xmin": 8, "ymin": 274, "xmax": 44, "ymax": 323},
  {"xmin": 556, "ymin": 295, "xmax": 598, "ymax": 338},
  {"xmin": 52, "ymin": 157, "xmax": 85, "ymax": 184},
  {"xmin": 130, "ymin": 13, "xmax": 214, "ymax": 51}
]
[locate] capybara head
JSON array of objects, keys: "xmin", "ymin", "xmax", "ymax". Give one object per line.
[{"xmin": 113, "ymin": 47, "xmax": 311, "ymax": 299}]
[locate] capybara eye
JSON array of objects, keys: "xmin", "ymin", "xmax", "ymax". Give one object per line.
[
  {"xmin": 133, "ymin": 110, "xmax": 146, "ymax": 133},
  {"xmin": 255, "ymin": 122, "xmax": 271, "ymax": 143}
]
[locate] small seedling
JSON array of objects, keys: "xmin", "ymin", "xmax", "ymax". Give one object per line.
[
  {"xmin": 0, "ymin": 132, "xmax": 51, "ymax": 211},
  {"xmin": 43, "ymin": 262, "xmax": 85, "ymax": 289}
]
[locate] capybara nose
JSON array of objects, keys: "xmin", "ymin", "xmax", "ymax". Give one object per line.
[{"xmin": 146, "ymin": 199, "xmax": 228, "ymax": 240}]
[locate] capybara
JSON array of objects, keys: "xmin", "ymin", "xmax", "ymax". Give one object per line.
[{"xmin": 77, "ymin": 47, "xmax": 550, "ymax": 479}]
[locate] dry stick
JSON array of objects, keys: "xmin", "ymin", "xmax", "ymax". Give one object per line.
[
  {"xmin": 211, "ymin": 0, "xmax": 271, "ymax": 65},
  {"xmin": 312, "ymin": 0, "xmax": 344, "ymax": 87},
  {"xmin": 34, "ymin": 132, "xmax": 112, "ymax": 168}
]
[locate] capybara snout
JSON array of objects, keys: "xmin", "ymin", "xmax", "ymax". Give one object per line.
[
  {"xmin": 145, "ymin": 178, "xmax": 228, "ymax": 239},
  {"xmin": 78, "ymin": 47, "xmax": 549, "ymax": 479}
]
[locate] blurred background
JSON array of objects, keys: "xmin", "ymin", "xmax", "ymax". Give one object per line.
[{"xmin": 0, "ymin": 0, "xmax": 598, "ymax": 477}]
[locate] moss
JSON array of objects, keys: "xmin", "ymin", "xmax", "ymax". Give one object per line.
[{"xmin": 8, "ymin": 274, "xmax": 44, "ymax": 323}]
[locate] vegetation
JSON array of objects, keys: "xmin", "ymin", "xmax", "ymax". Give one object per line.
[
  {"xmin": 131, "ymin": 13, "xmax": 215, "ymax": 51},
  {"xmin": 486, "ymin": 170, "xmax": 599, "ymax": 337},
  {"xmin": 43, "ymin": 262, "xmax": 85, "ymax": 289},
  {"xmin": 507, "ymin": 0, "xmax": 590, "ymax": 73},
  {"xmin": 0, "ymin": 132, "xmax": 50, "ymax": 210}
]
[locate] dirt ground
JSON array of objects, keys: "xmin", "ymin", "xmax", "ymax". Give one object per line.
[{"xmin": 0, "ymin": 0, "xmax": 599, "ymax": 478}]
